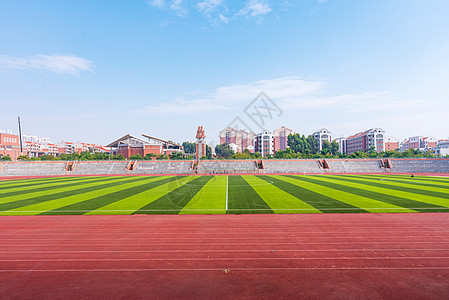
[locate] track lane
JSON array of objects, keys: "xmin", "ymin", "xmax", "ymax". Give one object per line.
[{"xmin": 1, "ymin": 214, "xmax": 449, "ymax": 299}]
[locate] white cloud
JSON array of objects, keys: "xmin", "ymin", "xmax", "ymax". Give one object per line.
[
  {"xmin": 219, "ymin": 14, "xmax": 229, "ymax": 24},
  {"xmin": 238, "ymin": 0, "xmax": 272, "ymax": 17},
  {"xmin": 148, "ymin": 0, "xmax": 187, "ymax": 16},
  {"xmin": 169, "ymin": 0, "xmax": 187, "ymax": 16},
  {"xmin": 135, "ymin": 75, "xmax": 448, "ymax": 140},
  {"xmin": 197, "ymin": 0, "xmax": 225, "ymax": 13},
  {"xmin": 148, "ymin": 0, "xmax": 166, "ymax": 8},
  {"xmin": 0, "ymin": 54, "xmax": 93, "ymax": 75},
  {"xmin": 138, "ymin": 76, "xmax": 324, "ymax": 114}
]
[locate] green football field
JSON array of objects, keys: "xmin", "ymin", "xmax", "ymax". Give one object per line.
[{"xmin": 0, "ymin": 174, "xmax": 449, "ymax": 215}]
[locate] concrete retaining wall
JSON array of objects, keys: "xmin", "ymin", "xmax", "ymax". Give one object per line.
[{"xmin": 1, "ymin": 158, "xmax": 448, "ymax": 177}]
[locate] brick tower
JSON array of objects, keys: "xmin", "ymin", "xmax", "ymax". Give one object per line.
[{"xmin": 196, "ymin": 126, "xmax": 206, "ymax": 160}]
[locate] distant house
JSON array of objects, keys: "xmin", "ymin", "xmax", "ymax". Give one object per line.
[{"xmin": 107, "ymin": 134, "xmax": 183, "ymax": 159}]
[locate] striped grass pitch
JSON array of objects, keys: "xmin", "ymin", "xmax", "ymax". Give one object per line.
[{"xmin": 0, "ymin": 174, "xmax": 448, "ymax": 215}]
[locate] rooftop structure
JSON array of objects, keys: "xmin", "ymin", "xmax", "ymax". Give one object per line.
[{"xmin": 107, "ymin": 134, "xmax": 182, "ymax": 159}]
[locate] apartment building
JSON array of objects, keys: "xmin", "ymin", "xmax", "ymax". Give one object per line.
[
  {"xmin": 0, "ymin": 132, "xmax": 23, "ymax": 160},
  {"xmin": 219, "ymin": 127, "xmax": 256, "ymax": 153},
  {"xmin": 345, "ymin": 128, "xmax": 385, "ymax": 155},
  {"xmin": 273, "ymin": 126, "xmax": 295, "ymax": 152},
  {"xmin": 312, "ymin": 128, "xmax": 332, "ymax": 151},
  {"xmin": 255, "ymin": 130, "xmax": 275, "ymax": 157}
]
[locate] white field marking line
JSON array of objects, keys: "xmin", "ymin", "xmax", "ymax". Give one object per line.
[
  {"xmin": 3, "ymin": 207, "xmax": 449, "ymax": 213},
  {"xmin": 2, "ymin": 248, "xmax": 449, "ymax": 254},
  {"xmin": 181, "ymin": 180, "xmax": 273, "ymax": 187},
  {"xmin": 2, "ymin": 267, "xmax": 449, "ymax": 272},
  {"xmin": 371, "ymin": 177, "xmax": 449, "ymax": 186},
  {"xmin": 226, "ymin": 175, "xmax": 228, "ymax": 211},
  {"xmin": 3, "ymin": 256, "xmax": 449, "ymax": 262}
]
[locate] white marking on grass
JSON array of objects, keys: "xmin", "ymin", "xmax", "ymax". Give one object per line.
[{"xmin": 226, "ymin": 175, "xmax": 228, "ymax": 211}]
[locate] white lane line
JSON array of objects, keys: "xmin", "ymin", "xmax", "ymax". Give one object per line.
[
  {"xmin": 1, "ymin": 234, "xmax": 448, "ymax": 239},
  {"xmin": 1, "ymin": 233, "xmax": 448, "ymax": 238},
  {"xmin": 3, "ymin": 257, "xmax": 449, "ymax": 262},
  {"xmin": 2, "ymin": 241, "xmax": 449, "ymax": 247},
  {"xmin": 1, "ymin": 232, "xmax": 449, "ymax": 236},
  {"xmin": 1, "ymin": 228, "xmax": 448, "ymax": 232},
  {"xmin": 0, "ymin": 236, "xmax": 449, "ymax": 243},
  {"xmin": 1, "ymin": 248, "xmax": 449, "ymax": 253},
  {"xmin": 2, "ymin": 267, "xmax": 449, "ymax": 272}
]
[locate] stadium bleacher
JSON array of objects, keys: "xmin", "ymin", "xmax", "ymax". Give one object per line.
[
  {"xmin": 134, "ymin": 161, "xmax": 193, "ymax": 174},
  {"xmin": 389, "ymin": 158, "xmax": 449, "ymax": 173},
  {"xmin": 0, "ymin": 162, "xmax": 67, "ymax": 176},
  {"xmin": 262, "ymin": 160, "xmax": 323, "ymax": 174},
  {"xmin": 197, "ymin": 160, "xmax": 258, "ymax": 174},
  {"xmin": 326, "ymin": 159, "xmax": 384, "ymax": 173},
  {"xmin": 0, "ymin": 158, "xmax": 448, "ymax": 177}
]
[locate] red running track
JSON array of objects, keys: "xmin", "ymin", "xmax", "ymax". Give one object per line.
[{"xmin": 1, "ymin": 214, "xmax": 449, "ymax": 299}]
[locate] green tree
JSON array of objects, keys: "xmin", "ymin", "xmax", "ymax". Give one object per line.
[
  {"xmin": 169, "ymin": 152, "xmax": 185, "ymax": 160},
  {"xmin": 111, "ymin": 154, "xmax": 125, "ymax": 160},
  {"xmin": 368, "ymin": 146, "xmax": 378, "ymax": 158},
  {"xmin": 129, "ymin": 154, "xmax": 143, "ymax": 160},
  {"xmin": 17, "ymin": 155, "xmax": 30, "ymax": 160},
  {"xmin": 78, "ymin": 151, "xmax": 93, "ymax": 160},
  {"xmin": 215, "ymin": 143, "xmax": 234, "ymax": 158},
  {"xmin": 233, "ymin": 152, "xmax": 251, "ymax": 159},
  {"xmin": 206, "ymin": 145, "xmax": 212, "ymax": 159},
  {"xmin": 182, "ymin": 142, "xmax": 196, "ymax": 154},
  {"xmin": 350, "ymin": 151, "xmax": 366, "ymax": 158},
  {"xmin": 330, "ymin": 141, "xmax": 339, "ymax": 156},
  {"xmin": 92, "ymin": 152, "xmax": 109, "ymax": 160},
  {"xmin": 144, "ymin": 153, "xmax": 157, "ymax": 160},
  {"xmin": 40, "ymin": 154, "xmax": 57, "ymax": 161},
  {"xmin": 0, "ymin": 155, "xmax": 12, "ymax": 161}
]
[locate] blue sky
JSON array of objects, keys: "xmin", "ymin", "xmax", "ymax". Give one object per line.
[{"xmin": 1, "ymin": 0, "xmax": 448, "ymax": 146}]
